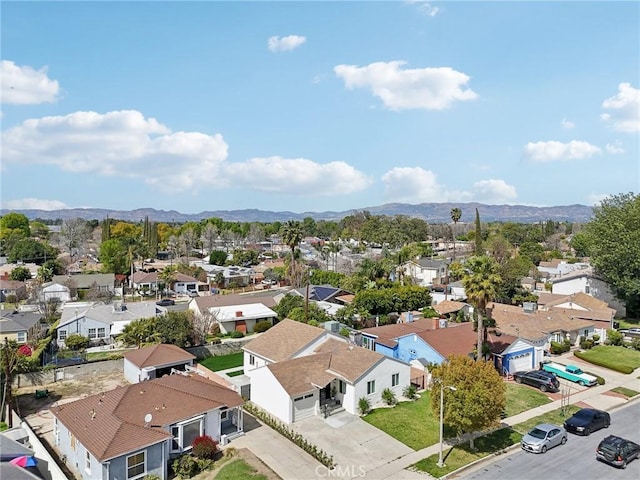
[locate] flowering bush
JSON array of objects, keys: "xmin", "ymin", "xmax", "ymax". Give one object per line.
[{"xmin": 192, "ymin": 435, "xmax": 218, "ymax": 459}]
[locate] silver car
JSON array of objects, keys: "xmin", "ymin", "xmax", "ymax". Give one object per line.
[{"xmin": 521, "ymin": 423, "xmax": 568, "ymax": 454}]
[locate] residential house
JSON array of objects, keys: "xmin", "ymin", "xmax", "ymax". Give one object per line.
[
  {"xmin": 51, "ymin": 373, "xmax": 244, "ymax": 480},
  {"xmin": 172, "ymin": 273, "xmax": 204, "ymax": 295},
  {"xmin": 487, "ymin": 302, "xmax": 596, "ymax": 354},
  {"xmin": 131, "ymin": 271, "xmax": 161, "ymax": 294},
  {"xmin": 124, "ymin": 344, "xmax": 196, "ymax": 384},
  {"xmin": 537, "ymin": 260, "xmax": 591, "ymax": 278},
  {"xmin": 549, "ymin": 271, "xmax": 626, "ymax": 317},
  {"xmin": 433, "ymin": 300, "xmax": 473, "ymax": 322},
  {"xmin": 56, "ymin": 301, "xmax": 159, "ymax": 348},
  {"xmin": 189, "ymin": 293, "xmax": 278, "ymax": 334},
  {"xmin": 540, "ymin": 292, "xmax": 616, "ymax": 341},
  {"xmin": 39, "ymin": 282, "xmax": 72, "ymax": 304},
  {"xmin": 0, "ymin": 279, "xmax": 27, "ymax": 303},
  {"xmin": 0, "ymin": 263, "xmax": 38, "ymax": 280},
  {"xmin": 243, "ymin": 319, "xmax": 411, "ymax": 423},
  {"xmin": 484, "ymin": 329, "xmax": 539, "ymax": 375},
  {"xmin": 0, "ymin": 310, "xmax": 45, "ymax": 344},
  {"xmin": 399, "ymin": 258, "xmax": 448, "ymax": 287},
  {"xmin": 189, "ymin": 261, "xmax": 255, "ymax": 288},
  {"xmin": 52, "ymin": 273, "xmax": 116, "ymax": 297}
]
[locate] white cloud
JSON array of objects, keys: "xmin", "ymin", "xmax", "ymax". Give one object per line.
[
  {"xmin": 587, "ymin": 193, "xmax": 610, "ymax": 206},
  {"xmin": 600, "ymin": 83, "xmax": 640, "ymax": 133},
  {"xmin": 1, "ymin": 109, "xmax": 371, "ymax": 198},
  {"xmin": 334, "ymin": 61, "xmax": 478, "ymax": 111},
  {"xmin": 471, "ymin": 179, "xmax": 517, "ymax": 203},
  {"xmin": 268, "ymin": 35, "xmax": 306, "ymax": 52},
  {"xmin": 380, "ymin": 167, "xmax": 517, "ymax": 204},
  {"xmin": 0, "ymin": 60, "xmax": 60, "ymax": 105},
  {"xmin": 2, "ymin": 198, "xmax": 70, "ymax": 210},
  {"xmin": 523, "ymin": 140, "xmax": 602, "ymax": 162},
  {"xmin": 605, "ymin": 141, "xmax": 625, "ymax": 154},
  {"xmin": 561, "ymin": 118, "xmax": 575, "ymax": 129},
  {"xmin": 406, "ymin": 1, "xmax": 440, "ymax": 17}
]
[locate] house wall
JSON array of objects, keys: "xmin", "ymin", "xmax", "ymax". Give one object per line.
[
  {"xmin": 123, "ymin": 359, "xmax": 139, "ymax": 384},
  {"xmin": 374, "ymin": 343, "xmax": 398, "ymax": 359},
  {"xmin": 0, "ymin": 331, "xmax": 25, "ymax": 343},
  {"xmin": 174, "ymin": 281, "xmax": 197, "ymax": 294},
  {"xmin": 105, "ymin": 443, "xmax": 166, "ymax": 480},
  {"xmin": 204, "ymin": 408, "xmax": 222, "ymax": 441},
  {"xmin": 250, "ymin": 366, "xmax": 292, "ymax": 424},
  {"xmin": 41, "ymin": 285, "xmax": 71, "ymax": 303},
  {"xmin": 243, "ymin": 351, "xmax": 269, "ymax": 378},
  {"xmin": 589, "ymin": 277, "xmax": 626, "ymax": 317},
  {"xmin": 352, "ymin": 359, "xmax": 410, "ymax": 410},
  {"xmin": 401, "ymin": 263, "xmax": 437, "ymax": 287},
  {"xmin": 396, "ymin": 334, "xmax": 444, "ymax": 365},
  {"xmin": 57, "ymin": 317, "xmax": 110, "ymax": 348}
]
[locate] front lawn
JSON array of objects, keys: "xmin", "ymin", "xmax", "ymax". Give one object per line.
[
  {"xmin": 573, "ymin": 345, "xmax": 640, "ymax": 373},
  {"xmin": 610, "ymin": 386, "xmax": 640, "ymax": 398},
  {"xmin": 511, "ymin": 405, "xmax": 581, "ymax": 435},
  {"xmin": 411, "ymin": 428, "xmax": 522, "ymax": 477},
  {"xmin": 214, "ymin": 459, "xmax": 268, "ymax": 480},
  {"xmin": 198, "ymin": 353, "xmax": 244, "ymax": 372},
  {"xmin": 504, "ymin": 383, "xmax": 551, "ymax": 418}
]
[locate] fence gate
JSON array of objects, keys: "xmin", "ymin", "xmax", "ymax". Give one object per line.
[{"xmin": 55, "ymin": 369, "xmax": 65, "ymax": 382}]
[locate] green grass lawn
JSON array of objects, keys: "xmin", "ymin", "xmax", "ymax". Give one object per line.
[
  {"xmin": 226, "ymin": 369, "xmax": 245, "ymax": 377},
  {"xmin": 86, "ymin": 350, "xmax": 127, "ymax": 361},
  {"xmin": 617, "ymin": 318, "xmax": 640, "ymax": 330},
  {"xmin": 511, "ymin": 405, "xmax": 581, "ymax": 435},
  {"xmin": 610, "ymin": 386, "xmax": 640, "ymax": 398},
  {"xmin": 504, "ymin": 383, "xmax": 552, "ymax": 418},
  {"xmin": 198, "ymin": 353, "xmax": 244, "ymax": 372},
  {"xmin": 574, "ymin": 345, "xmax": 640, "ymax": 373},
  {"xmin": 214, "ymin": 459, "xmax": 268, "ymax": 480},
  {"xmin": 411, "ymin": 428, "xmax": 522, "ymax": 477}
]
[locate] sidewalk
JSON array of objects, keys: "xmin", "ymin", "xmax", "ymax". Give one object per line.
[{"xmin": 370, "ymin": 361, "xmax": 640, "ymax": 480}]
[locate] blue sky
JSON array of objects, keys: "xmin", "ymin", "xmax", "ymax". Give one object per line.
[{"xmin": 1, "ymin": 0, "xmax": 638, "ymax": 214}]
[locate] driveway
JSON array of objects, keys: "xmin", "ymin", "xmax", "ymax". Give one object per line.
[{"xmin": 291, "ymin": 411, "xmax": 415, "ymax": 478}]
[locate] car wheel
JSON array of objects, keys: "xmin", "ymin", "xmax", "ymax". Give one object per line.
[
  {"xmin": 541, "ymin": 446, "xmax": 547, "ymax": 454},
  {"xmin": 605, "ymin": 422, "xmax": 610, "ymax": 428},
  {"xmin": 515, "ymin": 377, "xmax": 522, "ymax": 384},
  {"xmin": 580, "ymin": 381, "xmax": 586, "ymax": 386},
  {"xmin": 621, "ymin": 461, "xmax": 627, "ymax": 470},
  {"xmin": 561, "ymin": 436, "xmax": 567, "ymax": 445},
  {"xmin": 584, "ymin": 428, "xmax": 591, "ymax": 436},
  {"xmin": 540, "ymin": 385, "xmax": 547, "ymax": 392}
]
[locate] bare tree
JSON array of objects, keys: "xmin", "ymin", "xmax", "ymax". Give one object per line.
[
  {"xmin": 180, "ymin": 228, "xmax": 198, "ymax": 258},
  {"xmin": 201, "ymin": 224, "xmax": 219, "ymax": 255},
  {"xmin": 193, "ymin": 308, "xmax": 219, "ymax": 345},
  {"xmin": 60, "ymin": 218, "xmax": 90, "ymax": 258}
]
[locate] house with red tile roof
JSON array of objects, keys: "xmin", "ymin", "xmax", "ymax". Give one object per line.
[
  {"xmin": 51, "ymin": 373, "xmax": 244, "ymax": 480},
  {"xmin": 243, "ymin": 319, "xmax": 411, "ymax": 423},
  {"xmin": 123, "ymin": 344, "xmax": 196, "ymax": 384}
]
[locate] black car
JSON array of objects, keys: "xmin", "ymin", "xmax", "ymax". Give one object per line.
[
  {"xmin": 156, "ymin": 298, "xmax": 175, "ymax": 306},
  {"xmin": 564, "ymin": 408, "xmax": 610, "ymax": 435},
  {"xmin": 513, "ymin": 370, "xmax": 560, "ymax": 392},
  {"xmin": 596, "ymin": 435, "xmax": 640, "ymax": 469}
]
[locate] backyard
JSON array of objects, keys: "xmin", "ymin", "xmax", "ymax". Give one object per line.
[
  {"xmin": 198, "ymin": 352, "xmax": 244, "ymax": 372},
  {"xmin": 363, "ymin": 383, "xmax": 550, "ymax": 450}
]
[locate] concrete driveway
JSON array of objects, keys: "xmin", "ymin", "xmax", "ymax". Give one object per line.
[{"xmin": 291, "ymin": 411, "xmax": 415, "ymax": 478}]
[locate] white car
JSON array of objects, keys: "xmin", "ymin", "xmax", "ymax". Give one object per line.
[{"xmin": 521, "ymin": 423, "xmax": 568, "ymax": 454}]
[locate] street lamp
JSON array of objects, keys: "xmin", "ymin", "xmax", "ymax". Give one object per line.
[{"xmin": 437, "ymin": 382, "xmax": 457, "ymax": 468}]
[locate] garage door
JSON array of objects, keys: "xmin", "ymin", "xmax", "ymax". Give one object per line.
[
  {"xmin": 509, "ymin": 352, "xmax": 532, "ymax": 373},
  {"xmin": 293, "ymin": 393, "xmax": 316, "ymax": 422}
]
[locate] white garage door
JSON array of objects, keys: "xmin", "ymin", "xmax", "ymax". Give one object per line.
[
  {"xmin": 509, "ymin": 352, "xmax": 532, "ymax": 373},
  {"xmin": 293, "ymin": 394, "xmax": 316, "ymax": 422}
]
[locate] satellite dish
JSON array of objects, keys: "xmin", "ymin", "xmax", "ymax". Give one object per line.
[{"xmin": 144, "ymin": 413, "xmax": 152, "ymax": 424}]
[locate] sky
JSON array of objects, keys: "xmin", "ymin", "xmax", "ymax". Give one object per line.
[{"xmin": 1, "ymin": 0, "xmax": 639, "ymax": 215}]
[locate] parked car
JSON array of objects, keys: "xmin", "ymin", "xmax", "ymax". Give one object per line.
[
  {"xmin": 564, "ymin": 408, "xmax": 610, "ymax": 435},
  {"xmin": 187, "ymin": 289, "xmax": 199, "ymax": 297},
  {"xmin": 596, "ymin": 435, "xmax": 640, "ymax": 469},
  {"xmin": 513, "ymin": 370, "xmax": 560, "ymax": 392},
  {"xmin": 521, "ymin": 423, "xmax": 568, "ymax": 454},
  {"xmin": 156, "ymin": 298, "xmax": 175, "ymax": 306}
]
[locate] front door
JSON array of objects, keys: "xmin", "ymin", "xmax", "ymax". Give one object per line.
[{"xmin": 320, "ymin": 384, "xmax": 330, "ymax": 404}]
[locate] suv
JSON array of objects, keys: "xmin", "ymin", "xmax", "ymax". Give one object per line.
[
  {"xmin": 564, "ymin": 408, "xmax": 610, "ymax": 435},
  {"xmin": 513, "ymin": 370, "xmax": 560, "ymax": 392},
  {"xmin": 596, "ymin": 435, "xmax": 640, "ymax": 469}
]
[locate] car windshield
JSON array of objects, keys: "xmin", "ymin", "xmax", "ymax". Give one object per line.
[
  {"xmin": 599, "ymin": 443, "xmax": 618, "ymax": 456},
  {"xmin": 528, "ymin": 428, "xmax": 547, "ymax": 439}
]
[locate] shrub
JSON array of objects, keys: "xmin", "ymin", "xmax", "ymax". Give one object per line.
[
  {"xmin": 143, "ymin": 476, "xmax": 161, "ymax": 480},
  {"xmin": 382, "ymin": 388, "xmax": 397, "ymax": 406},
  {"xmin": 0, "ymin": 422, "xmax": 7, "ymax": 431},
  {"xmin": 358, "ymin": 397, "xmax": 371, "ymax": 415},
  {"xmin": 592, "ymin": 334, "xmax": 600, "ymax": 343},
  {"xmin": 580, "ymin": 337, "xmax": 595, "ymax": 350},
  {"xmin": 253, "ymin": 321, "xmax": 272, "ymax": 333},
  {"xmin": 550, "ymin": 341, "xmax": 570, "ymax": 354},
  {"xmin": 192, "ymin": 435, "xmax": 218, "ymax": 459},
  {"xmin": 172, "ymin": 455, "xmax": 200, "ymax": 479},
  {"xmin": 339, "ymin": 327, "xmax": 350, "ymax": 337},
  {"xmin": 403, "ymin": 384, "xmax": 418, "ymax": 400},
  {"xmin": 630, "ymin": 338, "xmax": 640, "ymax": 351},
  {"xmin": 224, "ymin": 447, "xmax": 237, "ymax": 458},
  {"xmin": 229, "ymin": 330, "xmax": 245, "ymax": 338},
  {"xmin": 64, "ymin": 333, "xmax": 90, "ymax": 351},
  {"xmin": 606, "ymin": 329, "xmax": 624, "ymax": 346}
]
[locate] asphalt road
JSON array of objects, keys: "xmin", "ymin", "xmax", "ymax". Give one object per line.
[{"xmin": 457, "ymin": 401, "xmax": 640, "ymax": 480}]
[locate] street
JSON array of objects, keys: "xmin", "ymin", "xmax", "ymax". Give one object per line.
[{"xmin": 457, "ymin": 401, "xmax": 640, "ymax": 480}]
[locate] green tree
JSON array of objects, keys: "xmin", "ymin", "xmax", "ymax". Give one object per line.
[
  {"xmin": 29, "ymin": 221, "xmax": 50, "ymax": 239},
  {"xmin": 519, "ymin": 242, "xmax": 544, "ymax": 266},
  {"xmin": 8, "ymin": 238, "xmax": 57, "ymax": 265},
  {"xmin": 569, "ymin": 232, "xmax": 591, "ymax": 257},
  {"xmin": 274, "ymin": 293, "xmax": 305, "ymax": 320},
  {"xmin": 0, "ymin": 339, "xmax": 28, "ymax": 428},
  {"xmin": 474, "ymin": 208, "xmax": 483, "ymax": 255},
  {"xmin": 99, "ymin": 239, "xmax": 128, "ymax": 274},
  {"xmin": 117, "ymin": 317, "xmax": 160, "ymax": 348},
  {"xmin": 0, "ymin": 213, "xmax": 30, "ymax": 237},
  {"xmin": 155, "ymin": 311, "xmax": 195, "ymax": 347},
  {"xmin": 430, "ymin": 355, "xmax": 506, "ymax": 450},
  {"xmin": 583, "ymin": 193, "xmax": 640, "ymax": 316},
  {"xmin": 282, "ymin": 221, "xmax": 303, "ymax": 285},
  {"xmin": 64, "ymin": 333, "xmax": 90, "ymax": 351},
  {"xmin": 462, "ymin": 256, "xmax": 502, "ymax": 360},
  {"xmin": 209, "ymin": 250, "xmax": 227, "ymax": 266},
  {"xmin": 451, "ymin": 208, "xmax": 462, "ymax": 260},
  {"xmin": 9, "ymin": 266, "xmax": 32, "ymax": 282},
  {"xmin": 159, "ymin": 266, "xmax": 178, "ymax": 293}
]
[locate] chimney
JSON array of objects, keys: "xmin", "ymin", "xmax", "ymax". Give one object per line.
[
  {"xmin": 235, "ymin": 311, "xmax": 243, "ymax": 317},
  {"xmin": 432, "ymin": 317, "xmax": 439, "ymax": 330}
]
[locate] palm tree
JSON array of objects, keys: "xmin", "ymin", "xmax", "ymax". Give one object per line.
[
  {"xmin": 282, "ymin": 221, "xmax": 303, "ymax": 285},
  {"xmin": 462, "ymin": 256, "xmax": 502, "ymax": 361},
  {"xmin": 450, "ymin": 208, "xmax": 462, "ymax": 260},
  {"xmin": 159, "ymin": 266, "xmax": 178, "ymax": 295}
]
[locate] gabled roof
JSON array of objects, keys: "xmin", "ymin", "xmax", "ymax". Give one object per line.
[
  {"xmin": 174, "ymin": 273, "xmax": 199, "ymax": 283},
  {"xmin": 360, "ymin": 318, "xmax": 435, "ymax": 348},
  {"xmin": 416, "ymin": 322, "xmax": 477, "ymax": 359},
  {"xmin": 433, "ymin": 300, "xmax": 468, "ymax": 315},
  {"xmin": 243, "ymin": 319, "xmax": 326, "ymax": 362},
  {"xmin": 51, "ymin": 373, "xmax": 243, "ymax": 462},
  {"xmin": 0, "ymin": 311, "xmax": 43, "ymax": 333},
  {"xmin": 124, "ymin": 344, "xmax": 195, "ymax": 368},
  {"xmin": 314, "ymin": 338, "xmax": 385, "ymax": 382},
  {"xmin": 0, "ymin": 279, "xmax": 25, "ymax": 291},
  {"xmin": 59, "ymin": 301, "xmax": 158, "ymax": 328},
  {"xmin": 546, "ymin": 292, "xmax": 611, "ymax": 311},
  {"xmin": 132, "ymin": 271, "xmax": 158, "ymax": 284},
  {"xmin": 52, "ymin": 273, "xmax": 115, "ymax": 289}
]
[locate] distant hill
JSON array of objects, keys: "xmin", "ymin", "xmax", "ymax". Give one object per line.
[{"xmin": 0, "ymin": 202, "xmax": 594, "ymax": 224}]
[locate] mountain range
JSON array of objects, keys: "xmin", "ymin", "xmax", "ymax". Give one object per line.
[{"xmin": 1, "ymin": 202, "xmax": 595, "ymax": 224}]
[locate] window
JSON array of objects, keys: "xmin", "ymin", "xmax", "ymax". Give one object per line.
[
  {"xmin": 339, "ymin": 380, "xmax": 346, "ymax": 394},
  {"xmin": 249, "ymin": 355, "xmax": 255, "ymax": 366},
  {"xmin": 97, "ymin": 328, "xmax": 106, "ymax": 338},
  {"xmin": 585, "ymin": 285, "xmax": 590, "ymax": 294},
  {"xmin": 16, "ymin": 331, "xmax": 26, "ymax": 343},
  {"xmin": 126, "ymin": 451, "xmax": 145, "ymax": 479},
  {"xmin": 220, "ymin": 409, "xmax": 228, "ymax": 420},
  {"xmin": 170, "ymin": 417, "xmax": 204, "ymax": 453},
  {"xmin": 367, "ymin": 380, "xmax": 375, "ymax": 395},
  {"xmin": 59, "ymin": 330, "xmax": 67, "ymax": 340},
  {"xmin": 88, "ymin": 328, "xmax": 97, "ymax": 339},
  {"xmin": 392, "ymin": 373, "xmax": 399, "ymax": 387},
  {"xmin": 85, "ymin": 450, "xmax": 91, "ymax": 473},
  {"xmin": 409, "ymin": 349, "xmax": 416, "ymax": 356}
]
